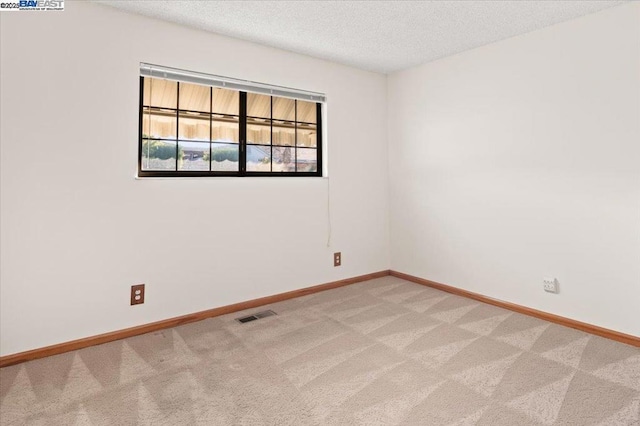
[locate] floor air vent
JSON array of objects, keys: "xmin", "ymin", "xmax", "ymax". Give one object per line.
[{"xmin": 236, "ymin": 310, "xmax": 277, "ymax": 323}]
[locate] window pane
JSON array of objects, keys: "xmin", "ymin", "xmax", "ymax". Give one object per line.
[
  {"xmin": 143, "ymin": 78, "xmax": 150, "ymax": 106},
  {"xmin": 142, "ymin": 109, "xmax": 177, "ymax": 139},
  {"xmin": 272, "ymin": 97, "xmax": 295, "ymax": 121},
  {"xmin": 296, "ymin": 123, "xmax": 317, "ymax": 147},
  {"xmin": 272, "ymin": 146, "xmax": 295, "ymax": 172},
  {"xmin": 212, "ymin": 117, "xmax": 239, "ymax": 143},
  {"xmin": 296, "ymin": 147, "xmax": 317, "ymax": 172},
  {"xmin": 178, "ymin": 112, "xmax": 210, "ymax": 141},
  {"xmin": 179, "ymin": 83, "xmax": 210, "ymax": 112},
  {"xmin": 140, "ymin": 72, "xmax": 322, "ymax": 177},
  {"xmin": 211, "ymin": 143, "xmax": 239, "ymax": 172},
  {"xmin": 272, "ymin": 121, "xmax": 295, "ymax": 146},
  {"xmin": 141, "ymin": 139, "xmax": 176, "ymax": 171},
  {"xmin": 247, "ymin": 118, "xmax": 270, "ymax": 145},
  {"xmin": 297, "ymin": 100, "xmax": 317, "ymax": 124},
  {"xmin": 143, "ymin": 78, "xmax": 177, "ymax": 109},
  {"xmin": 247, "ymin": 145, "xmax": 271, "ymax": 172},
  {"xmin": 247, "ymin": 93, "xmax": 270, "ymax": 118},
  {"xmin": 178, "ymin": 142, "xmax": 209, "ymax": 171},
  {"xmin": 212, "ymin": 88, "xmax": 239, "ymax": 115}
]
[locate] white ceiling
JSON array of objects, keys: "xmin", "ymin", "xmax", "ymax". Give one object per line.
[{"xmin": 97, "ymin": 0, "xmax": 626, "ymax": 74}]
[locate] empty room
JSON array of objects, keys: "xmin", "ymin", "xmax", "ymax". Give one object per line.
[{"xmin": 1, "ymin": 0, "xmax": 639, "ymax": 424}]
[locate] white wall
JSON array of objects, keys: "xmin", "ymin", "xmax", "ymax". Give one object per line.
[
  {"xmin": 388, "ymin": 3, "xmax": 640, "ymax": 336},
  {"xmin": 0, "ymin": 2, "xmax": 390, "ymax": 356},
  {"xmin": 2, "ymin": 2, "xmax": 638, "ymax": 357}
]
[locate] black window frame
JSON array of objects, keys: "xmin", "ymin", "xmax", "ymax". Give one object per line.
[{"xmin": 138, "ymin": 76, "xmax": 323, "ymax": 178}]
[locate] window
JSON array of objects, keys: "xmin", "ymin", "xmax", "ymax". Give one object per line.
[{"xmin": 138, "ymin": 64, "xmax": 324, "ymax": 177}]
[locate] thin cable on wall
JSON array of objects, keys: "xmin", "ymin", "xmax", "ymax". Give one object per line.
[{"xmin": 326, "ymin": 176, "xmax": 332, "ymax": 248}]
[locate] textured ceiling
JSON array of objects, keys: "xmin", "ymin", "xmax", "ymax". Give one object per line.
[{"xmin": 97, "ymin": 1, "xmax": 626, "ymax": 74}]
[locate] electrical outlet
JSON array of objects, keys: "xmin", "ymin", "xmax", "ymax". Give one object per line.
[
  {"xmin": 131, "ymin": 284, "xmax": 145, "ymax": 305},
  {"xmin": 543, "ymin": 278, "xmax": 559, "ymax": 294},
  {"xmin": 334, "ymin": 252, "xmax": 342, "ymax": 267}
]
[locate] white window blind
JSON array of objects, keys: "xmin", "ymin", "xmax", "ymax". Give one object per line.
[{"xmin": 140, "ymin": 63, "xmax": 326, "ymax": 103}]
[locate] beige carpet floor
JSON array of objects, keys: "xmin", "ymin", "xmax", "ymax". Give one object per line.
[{"xmin": 1, "ymin": 276, "xmax": 639, "ymax": 425}]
